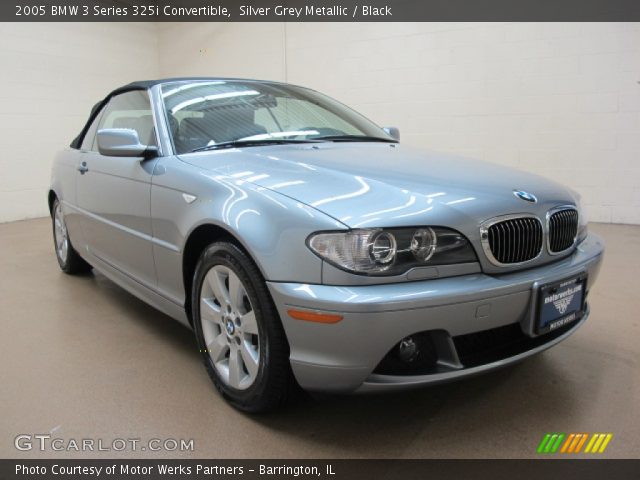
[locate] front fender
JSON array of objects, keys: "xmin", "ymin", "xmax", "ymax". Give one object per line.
[{"xmin": 150, "ymin": 156, "xmax": 345, "ymax": 305}]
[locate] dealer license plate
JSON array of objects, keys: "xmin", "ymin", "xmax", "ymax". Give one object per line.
[{"xmin": 536, "ymin": 273, "xmax": 587, "ymax": 334}]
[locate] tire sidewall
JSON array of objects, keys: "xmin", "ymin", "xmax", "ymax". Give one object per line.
[{"xmin": 191, "ymin": 242, "xmax": 277, "ymax": 409}]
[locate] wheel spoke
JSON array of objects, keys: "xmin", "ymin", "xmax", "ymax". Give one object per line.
[
  {"xmin": 227, "ymin": 347, "xmax": 243, "ymax": 388},
  {"xmin": 207, "ymin": 335, "xmax": 228, "ymax": 363},
  {"xmin": 200, "ymin": 298, "xmax": 222, "ymax": 325},
  {"xmin": 227, "ymin": 271, "xmax": 244, "ymax": 311},
  {"xmin": 206, "ymin": 269, "xmax": 230, "ymax": 306},
  {"xmin": 241, "ymin": 311, "xmax": 258, "ymax": 335},
  {"xmin": 240, "ymin": 341, "xmax": 259, "ymax": 379}
]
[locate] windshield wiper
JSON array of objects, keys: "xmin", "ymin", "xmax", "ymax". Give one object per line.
[
  {"xmin": 313, "ymin": 135, "xmax": 397, "ymax": 143},
  {"xmin": 189, "ymin": 139, "xmax": 321, "ymax": 153}
]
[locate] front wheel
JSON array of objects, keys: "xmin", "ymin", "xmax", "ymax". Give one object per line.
[{"xmin": 191, "ymin": 242, "xmax": 294, "ymax": 412}]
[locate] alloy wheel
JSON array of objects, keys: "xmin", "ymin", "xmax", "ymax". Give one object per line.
[
  {"xmin": 53, "ymin": 202, "xmax": 69, "ymax": 264},
  {"xmin": 199, "ymin": 265, "xmax": 260, "ymax": 390}
]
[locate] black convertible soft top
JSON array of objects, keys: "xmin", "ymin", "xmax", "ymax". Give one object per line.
[{"xmin": 69, "ymin": 77, "xmax": 284, "ymax": 149}]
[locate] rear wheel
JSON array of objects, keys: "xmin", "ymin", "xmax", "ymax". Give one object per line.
[
  {"xmin": 192, "ymin": 242, "xmax": 294, "ymax": 412},
  {"xmin": 51, "ymin": 198, "xmax": 91, "ymax": 274}
]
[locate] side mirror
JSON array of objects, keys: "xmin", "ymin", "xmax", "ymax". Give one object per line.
[
  {"xmin": 383, "ymin": 127, "xmax": 400, "ymax": 141},
  {"xmin": 97, "ymin": 129, "xmax": 157, "ymax": 159}
]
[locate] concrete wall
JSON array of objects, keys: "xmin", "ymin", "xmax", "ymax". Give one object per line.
[
  {"xmin": 158, "ymin": 22, "xmax": 640, "ymax": 224},
  {"xmin": 0, "ymin": 22, "xmax": 158, "ymax": 222},
  {"xmin": 2, "ymin": 22, "xmax": 638, "ymax": 224}
]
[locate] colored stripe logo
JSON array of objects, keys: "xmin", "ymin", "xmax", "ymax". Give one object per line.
[{"xmin": 537, "ymin": 433, "xmax": 613, "ymax": 454}]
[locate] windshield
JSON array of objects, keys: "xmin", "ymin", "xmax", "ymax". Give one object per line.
[{"xmin": 160, "ymin": 80, "xmax": 394, "ymax": 154}]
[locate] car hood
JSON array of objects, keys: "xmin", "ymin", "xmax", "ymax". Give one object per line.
[{"xmin": 179, "ymin": 143, "xmax": 577, "ymax": 229}]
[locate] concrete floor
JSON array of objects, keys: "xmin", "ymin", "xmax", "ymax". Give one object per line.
[{"xmin": 1, "ymin": 218, "xmax": 638, "ymax": 459}]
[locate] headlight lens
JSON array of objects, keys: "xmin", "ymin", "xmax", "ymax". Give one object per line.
[
  {"xmin": 577, "ymin": 203, "xmax": 588, "ymax": 243},
  {"xmin": 410, "ymin": 227, "xmax": 437, "ymax": 262},
  {"xmin": 308, "ymin": 227, "xmax": 477, "ymax": 276},
  {"xmin": 370, "ymin": 231, "xmax": 397, "ymax": 266}
]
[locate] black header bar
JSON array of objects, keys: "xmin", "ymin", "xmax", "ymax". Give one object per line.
[{"xmin": 5, "ymin": 0, "xmax": 640, "ymax": 22}]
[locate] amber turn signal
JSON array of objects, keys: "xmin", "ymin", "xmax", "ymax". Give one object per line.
[{"xmin": 287, "ymin": 309, "xmax": 343, "ymax": 324}]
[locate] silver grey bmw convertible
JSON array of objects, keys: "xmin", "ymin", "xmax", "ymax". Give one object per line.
[{"xmin": 49, "ymin": 78, "xmax": 604, "ymax": 412}]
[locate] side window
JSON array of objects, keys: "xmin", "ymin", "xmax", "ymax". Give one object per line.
[
  {"xmin": 80, "ymin": 109, "xmax": 104, "ymax": 151},
  {"xmin": 97, "ymin": 90, "xmax": 156, "ymax": 147}
]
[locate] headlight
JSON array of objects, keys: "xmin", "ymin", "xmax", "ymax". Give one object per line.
[
  {"xmin": 370, "ymin": 231, "xmax": 397, "ymax": 265},
  {"xmin": 307, "ymin": 227, "xmax": 477, "ymax": 276},
  {"xmin": 410, "ymin": 228, "xmax": 437, "ymax": 262},
  {"xmin": 576, "ymin": 196, "xmax": 588, "ymax": 243}
]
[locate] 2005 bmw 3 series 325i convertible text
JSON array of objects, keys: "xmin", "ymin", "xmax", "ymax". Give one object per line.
[{"xmin": 49, "ymin": 78, "xmax": 604, "ymax": 412}]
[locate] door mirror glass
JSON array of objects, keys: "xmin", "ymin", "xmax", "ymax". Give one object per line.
[
  {"xmin": 97, "ymin": 129, "xmax": 157, "ymax": 158},
  {"xmin": 383, "ymin": 127, "xmax": 400, "ymax": 141}
]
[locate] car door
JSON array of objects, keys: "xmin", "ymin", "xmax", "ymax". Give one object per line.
[
  {"xmin": 76, "ymin": 90, "xmax": 159, "ymax": 290},
  {"xmin": 60, "ymin": 107, "xmax": 105, "ymax": 255}
]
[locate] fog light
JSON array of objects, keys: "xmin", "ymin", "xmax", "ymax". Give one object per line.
[
  {"xmin": 374, "ymin": 331, "xmax": 439, "ymax": 375},
  {"xmin": 397, "ymin": 336, "xmax": 418, "ymax": 362}
]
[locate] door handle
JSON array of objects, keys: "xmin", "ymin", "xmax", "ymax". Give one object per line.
[{"xmin": 77, "ymin": 162, "xmax": 89, "ymax": 174}]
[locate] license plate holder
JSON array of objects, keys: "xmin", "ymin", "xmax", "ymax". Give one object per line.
[{"xmin": 536, "ymin": 273, "xmax": 587, "ymax": 335}]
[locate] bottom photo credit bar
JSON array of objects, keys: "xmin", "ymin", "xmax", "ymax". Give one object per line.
[{"xmin": 2, "ymin": 459, "xmax": 639, "ymax": 480}]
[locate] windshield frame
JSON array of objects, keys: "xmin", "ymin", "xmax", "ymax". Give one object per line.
[{"xmin": 158, "ymin": 79, "xmax": 395, "ymax": 155}]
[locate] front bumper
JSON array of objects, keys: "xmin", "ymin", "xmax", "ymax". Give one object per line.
[{"xmin": 267, "ymin": 232, "xmax": 604, "ymax": 393}]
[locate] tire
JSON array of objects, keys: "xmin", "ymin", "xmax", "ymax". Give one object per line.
[
  {"xmin": 51, "ymin": 198, "xmax": 92, "ymax": 274},
  {"xmin": 191, "ymin": 242, "xmax": 294, "ymax": 412}
]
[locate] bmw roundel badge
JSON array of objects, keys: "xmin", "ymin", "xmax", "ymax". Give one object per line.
[{"xmin": 513, "ymin": 190, "xmax": 537, "ymax": 203}]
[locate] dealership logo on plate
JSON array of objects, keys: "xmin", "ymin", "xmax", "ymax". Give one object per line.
[{"xmin": 553, "ymin": 295, "xmax": 574, "ymax": 314}]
